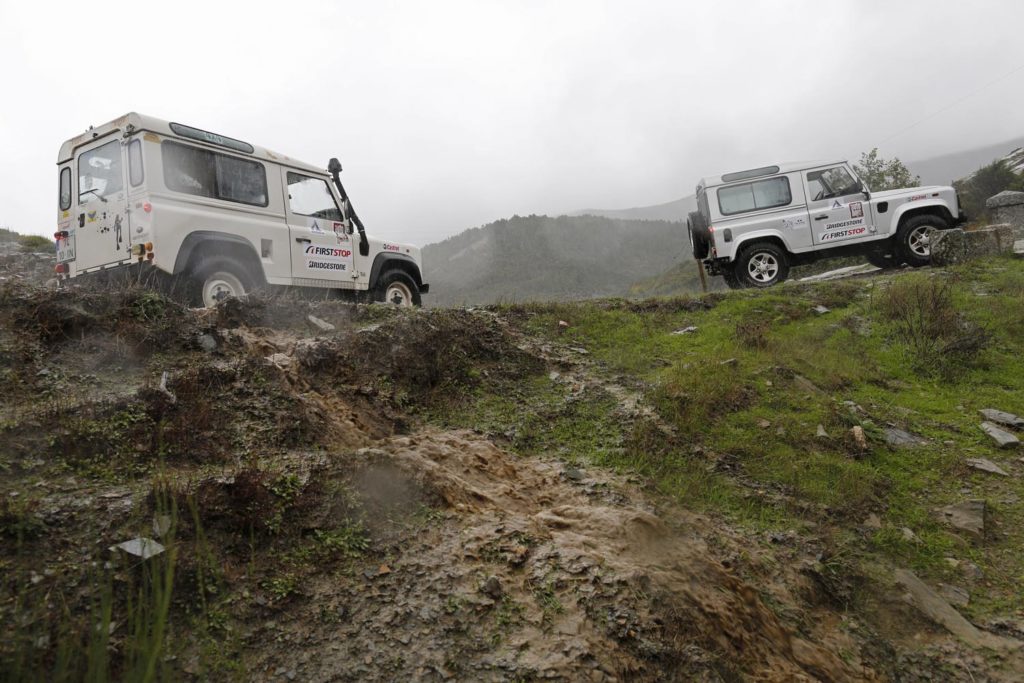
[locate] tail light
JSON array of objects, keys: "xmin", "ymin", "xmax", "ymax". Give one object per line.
[
  {"xmin": 55, "ymin": 263, "xmax": 68, "ymax": 274},
  {"xmin": 143, "ymin": 202, "xmax": 152, "ymax": 213},
  {"xmin": 54, "ymin": 230, "xmax": 69, "ymax": 240}
]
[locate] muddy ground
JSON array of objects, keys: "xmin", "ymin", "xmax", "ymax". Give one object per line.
[{"xmin": 0, "ymin": 271, "xmax": 1021, "ymax": 681}]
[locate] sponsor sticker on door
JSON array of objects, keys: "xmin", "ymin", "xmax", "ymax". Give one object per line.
[
  {"xmin": 849, "ymin": 201, "xmax": 863, "ymax": 219},
  {"xmin": 819, "ymin": 217, "xmax": 866, "ymax": 242},
  {"xmin": 304, "ymin": 244, "xmax": 351, "ymax": 271}
]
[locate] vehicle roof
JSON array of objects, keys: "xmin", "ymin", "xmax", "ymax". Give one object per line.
[
  {"xmin": 57, "ymin": 112, "xmax": 326, "ymax": 175},
  {"xmin": 698, "ymin": 160, "xmax": 848, "ymax": 190}
]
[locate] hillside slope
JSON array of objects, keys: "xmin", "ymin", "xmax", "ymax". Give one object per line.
[
  {"xmin": 422, "ymin": 215, "xmax": 691, "ymax": 306},
  {"xmin": 3, "ymin": 254, "xmax": 1024, "ymax": 681}
]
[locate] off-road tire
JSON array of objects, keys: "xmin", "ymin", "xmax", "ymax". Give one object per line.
[
  {"xmin": 734, "ymin": 242, "xmax": 789, "ymax": 288},
  {"xmin": 897, "ymin": 214, "xmax": 948, "ymax": 267},
  {"xmin": 187, "ymin": 257, "xmax": 258, "ymax": 308},
  {"xmin": 687, "ymin": 211, "xmax": 711, "ymax": 260},
  {"xmin": 374, "ymin": 269, "xmax": 421, "ymax": 307},
  {"xmin": 721, "ymin": 267, "xmax": 742, "ymax": 290}
]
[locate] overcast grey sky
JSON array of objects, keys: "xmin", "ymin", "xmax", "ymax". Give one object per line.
[{"xmin": 2, "ymin": 0, "xmax": 1023, "ymax": 245}]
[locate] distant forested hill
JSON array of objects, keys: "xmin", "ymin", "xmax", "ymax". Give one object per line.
[{"xmin": 422, "ymin": 215, "xmax": 691, "ymax": 306}]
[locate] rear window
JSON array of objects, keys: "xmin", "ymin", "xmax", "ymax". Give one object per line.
[
  {"xmin": 59, "ymin": 167, "xmax": 71, "ymax": 210},
  {"xmin": 161, "ymin": 141, "xmax": 267, "ymax": 207},
  {"xmin": 78, "ymin": 140, "xmax": 124, "ymax": 202},
  {"xmin": 128, "ymin": 139, "xmax": 144, "ymax": 187},
  {"xmin": 717, "ymin": 177, "xmax": 791, "ymax": 216}
]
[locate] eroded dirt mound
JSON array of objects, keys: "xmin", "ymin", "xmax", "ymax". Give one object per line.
[{"xmin": 248, "ymin": 430, "xmax": 870, "ymax": 682}]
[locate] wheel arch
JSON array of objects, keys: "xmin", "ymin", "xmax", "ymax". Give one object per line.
[
  {"xmin": 369, "ymin": 253, "xmax": 424, "ymax": 290},
  {"xmin": 893, "ymin": 202, "xmax": 954, "ymax": 231},
  {"xmin": 731, "ymin": 233, "xmax": 791, "ymax": 262},
  {"xmin": 173, "ymin": 231, "xmax": 266, "ymax": 285}
]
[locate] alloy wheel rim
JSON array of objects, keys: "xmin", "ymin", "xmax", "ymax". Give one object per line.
[
  {"xmin": 747, "ymin": 253, "xmax": 779, "ymax": 283},
  {"xmin": 908, "ymin": 225, "xmax": 934, "ymax": 257}
]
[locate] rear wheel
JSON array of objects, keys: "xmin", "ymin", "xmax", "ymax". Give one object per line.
[
  {"xmin": 188, "ymin": 258, "xmax": 259, "ymax": 307},
  {"xmin": 374, "ymin": 269, "xmax": 421, "ymax": 307},
  {"xmin": 734, "ymin": 242, "xmax": 789, "ymax": 288},
  {"xmin": 897, "ymin": 214, "xmax": 948, "ymax": 267}
]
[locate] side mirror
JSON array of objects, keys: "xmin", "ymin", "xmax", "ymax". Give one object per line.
[{"xmin": 327, "ymin": 158, "xmax": 342, "ymax": 174}]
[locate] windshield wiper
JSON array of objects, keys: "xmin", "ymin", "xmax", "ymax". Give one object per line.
[{"xmin": 79, "ymin": 188, "xmax": 108, "ymax": 203}]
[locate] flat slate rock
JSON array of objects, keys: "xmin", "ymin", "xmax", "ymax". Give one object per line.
[
  {"xmin": 965, "ymin": 458, "xmax": 1009, "ymax": 476},
  {"xmin": 979, "ymin": 409, "xmax": 1024, "ymax": 430},
  {"xmin": 938, "ymin": 500, "xmax": 986, "ymax": 540},
  {"xmin": 884, "ymin": 427, "xmax": 927, "ymax": 448},
  {"xmin": 894, "ymin": 569, "xmax": 1015, "ymax": 649},
  {"xmin": 980, "ymin": 421, "xmax": 1020, "ymax": 449}
]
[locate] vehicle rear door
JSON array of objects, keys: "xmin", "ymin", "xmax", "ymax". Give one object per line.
[
  {"xmin": 805, "ymin": 165, "xmax": 875, "ymax": 246},
  {"xmin": 72, "ymin": 135, "xmax": 130, "ymax": 270},
  {"xmin": 282, "ymin": 169, "xmax": 354, "ymax": 285}
]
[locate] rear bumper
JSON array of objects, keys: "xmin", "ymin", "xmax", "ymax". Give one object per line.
[{"xmin": 419, "ymin": 283, "xmax": 430, "ymax": 294}]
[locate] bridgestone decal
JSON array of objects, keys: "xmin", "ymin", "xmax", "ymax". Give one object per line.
[{"xmin": 306, "ymin": 260, "xmax": 347, "ymax": 271}]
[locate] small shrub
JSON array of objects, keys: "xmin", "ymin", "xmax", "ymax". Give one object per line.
[
  {"xmin": 17, "ymin": 235, "xmax": 55, "ymax": 252},
  {"xmin": 877, "ymin": 276, "xmax": 990, "ymax": 374},
  {"xmin": 735, "ymin": 318, "xmax": 770, "ymax": 349}
]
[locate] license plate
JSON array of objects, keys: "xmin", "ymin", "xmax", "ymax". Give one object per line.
[{"xmin": 56, "ymin": 234, "xmax": 76, "ymax": 263}]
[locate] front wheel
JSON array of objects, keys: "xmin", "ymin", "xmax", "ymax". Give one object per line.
[
  {"xmin": 897, "ymin": 215, "xmax": 948, "ymax": 267},
  {"xmin": 373, "ymin": 269, "xmax": 421, "ymax": 307},
  {"xmin": 734, "ymin": 242, "xmax": 789, "ymax": 288}
]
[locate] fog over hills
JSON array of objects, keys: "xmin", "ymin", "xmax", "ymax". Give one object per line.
[
  {"xmin": 423, "ymin": 137, "xmax": 1023, "ymax": 305},
  {"xmin": 422, "ymin": 215, "xmax": 689, "ymax": 307}
]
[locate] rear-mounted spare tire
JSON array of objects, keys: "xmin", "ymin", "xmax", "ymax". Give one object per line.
[{"xmin": 687, "ymin": 211, "xmax": 711, "ymax": 260}]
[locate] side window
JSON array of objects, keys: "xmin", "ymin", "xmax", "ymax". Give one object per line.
[
  {"xmin": 78, "ymin": 140, "xmax": 124, "ymax": 202},
  {"xmin": 128, "ymin": 139, "xmax": 144, "ymax": 187},
  {"xmin": 216, "ymin": 155, "xmax": 268, "ymax": 205},
  {"xmin": 161, "ymin": 141, "xmax": 267, "ymax": 206},
  {"xmin": 807, "ymin": 166, "xmax": 859, "ymax": 202},
  {"xmin": 286, "ymin": 172, "xmax": 342, "ymax": 221},
  {"xmin": 59, "ymin": 167, "xmax": 71, "ymax": 210},
  {"xmin": 717, "ymin": 177, "xmax": 791, "ymax": 216}
]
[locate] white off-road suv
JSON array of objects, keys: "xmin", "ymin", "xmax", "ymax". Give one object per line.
[
  {"xmin": 55, "ymin": 113, "xmax": 428, "ymax": 306},
  {"xmin": 686, "ymin": 161, "xmax": 964, "ymax": 288}
]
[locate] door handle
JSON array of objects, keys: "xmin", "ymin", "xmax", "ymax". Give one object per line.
[
  {"xmin": 295, "ymin": 237, "xmax": 311, "ymax": 244},
  {"xmin": 78, "ymin": 214, "xmax": 85, "ymax": 228},
  {"xmin": 814, "ymin": 214, "xmax": 829, "ymax": 221}
]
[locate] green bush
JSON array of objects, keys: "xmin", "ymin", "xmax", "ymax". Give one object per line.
[{"xmin": 17, "ymin": 235, "xmax": 55, "ymax": 252}]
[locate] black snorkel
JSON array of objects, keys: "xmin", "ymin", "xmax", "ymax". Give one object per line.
[{"xmin": 328, "ymin": 157, "xmax": 370, "ymax": 257}]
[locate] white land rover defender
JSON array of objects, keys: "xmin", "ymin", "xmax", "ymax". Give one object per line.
[
  {"xmin": 686, "ymin": 161, "xmax": 964, "ymax": 288},
  {"xmin": 55, "ymin": 113, "xmax": 428, "ymax": 306}
]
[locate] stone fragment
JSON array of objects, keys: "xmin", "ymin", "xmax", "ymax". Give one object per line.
[
  {"xmin": 980, "ymin": 422, "xmax": 1020, "ymax": 449},
  {"xmin": 812, "ymin": 305, "xmax": 830, "ymax": 314},
  {"xmin": 671, "ymin": 326, "xmax": 698, "ymax": 335},
  {"xmin": 863, "ymin": 513, "xmax": 882, "ymax": 529},
  {"xmin": 938, "ymin": 500, "xmax": 986, "ymax": 540},
  {"xmin": 719, "ymin": 358, "xmax": 738, "ymax": 367},
  {"xmin": 938, "ymin": 584, "xmax": 970, "ymax": 608},
  {"xmin": 850, "ymin": 426, "xmax": 868, "ymax": 451},
  {"xmin": 480, "ymin": 576, "xmax": 503, "ymax": 600},
  {"xmin": 266, "ymin": 353, "xmax": 293, "ymax": 369},
  {"xmin": 756, "ymin": 418, "xmax": 771, "ymax": 429},
  {"xmin": 816, "ymin": 424, "xmax": 829, "ymax": 439},
  {"xmin": 196, "ymin": 333, "xmax": 218, "ymax": 352},
  {"xmin": 110, "ymin": 537, "xmax": 165, "ymax": 560},
  {"xmin": 894, "ymin": 569, "xmax": 1012, "ymax": 649},
  {"xmin": 965, "ymin": 458, "xmax": 1009, "ymax": 476},
  {"xmin": 979, "ymin": 409, "xmax": 1024, "ymax": 430},
  {"xmin": 307, "ymin": 315, "xmax": 335, "ymax": 332},
  {"xmin": 884, "ymin": 427, "xmax": 927, "ymax": 448},
  {"xmin": 900, "ymin": 527, "xmax": 922, "ymax": 544}
]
